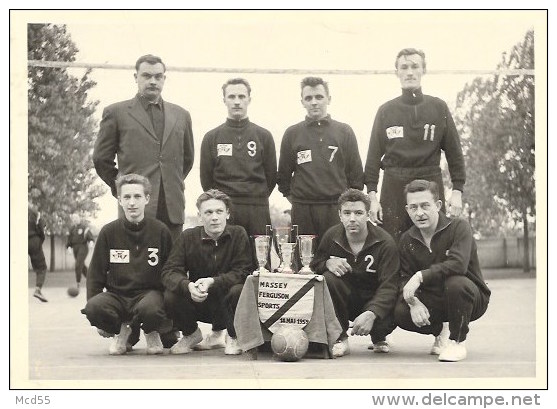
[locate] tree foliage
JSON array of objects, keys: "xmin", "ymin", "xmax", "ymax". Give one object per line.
[
  {"xmin": 454, "ymin": 30, "xmax": 535, "ymax": 238},
  {"xmin": 28, "ymin": 23, "xmax": 105, "ymax": 235}
]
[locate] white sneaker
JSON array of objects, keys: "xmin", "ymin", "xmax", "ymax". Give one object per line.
[
  {"xmin": 194, "ymin": 330, "xmax": 225, "ymax": 350},
  {"xmin": 372, "ymin": 340, "xmax": 390, "ymax": 354},
  {"xmin": 144, "ymin": 331, "xmax": 164, "ymax": 355},
  {"xmin": 332, "ymin": 338, "xmax": 350, "ymax": 357},
  {"xmin": 439, "ymin": 340, "xmax": 467, "ymax": 362},
  {"xmin": 170, "ymin": 328, "xmax": 203, "ymax": 355},
  {"xmin": 431, "ymin": 322, "xmax": 450, "ymax": 355},
  {"xmin": 224, "ymin": 333, "xmax": 242, "ymax": 355},
  {"xmin": 109, "ymin": 323, "xmax": 132, "ymax": 355}
]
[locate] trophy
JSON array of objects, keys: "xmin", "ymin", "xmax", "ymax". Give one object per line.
[
  {"xmin": 273, "ymin": 224, "xmax": 298, "ymax": 273},
  {"xmin": 254, "ymin": 235, "xmax": 271, "ymax": 274},
  {"xmin": 252, "ymin": 225, "xmax": 272, "ymax": 275},
  {"xmin": 297, "ymin": 234, "xmax": 316, "ymax": 274}
]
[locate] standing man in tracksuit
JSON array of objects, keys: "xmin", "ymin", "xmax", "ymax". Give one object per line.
[
  {"xmin": 66, "ymin": 213, "xmax": 95, "ymax": 293},
  {"xmin": 200, "ymin": 78, "xmax": 276, "ymax": 266},
  {"xmin": 310, "ymin": 189, "xmax": 399, "ymax": 357},
  {"xmin": 277, "ymin": 77, "xmax": 364, "ymax": 247},
  {"xmin": 364, "ymin": 48, "xmax": 465, "ymax": 243}
]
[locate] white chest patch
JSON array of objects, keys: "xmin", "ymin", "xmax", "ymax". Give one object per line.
[
  {"xmin": 297, "ymin": 149, "xmax": 312, "ymax": 164},
  {"xmin": 217, "ymin": 144, "xmax": 233, "ymax": 156},
  {"xmin": 386, "ymin": 126, "xmax": 404, "ymax": 139},
  {"xmin": 110, "ymin": 249, "xmax": 130, "ymax": 263}
]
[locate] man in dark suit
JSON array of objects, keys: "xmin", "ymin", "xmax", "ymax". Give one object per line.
[
  {"xmin": 93, "ymin": 54, "xmax": 195, "ymax": 242},
  {"xmin": 93, "ymin": 54, "xmax": 194, "ymax": 348}
]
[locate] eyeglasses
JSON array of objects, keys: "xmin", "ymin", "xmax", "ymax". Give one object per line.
[{"xmin": 406, "ymin": 202, "xmax": 432, "ymax": 213}]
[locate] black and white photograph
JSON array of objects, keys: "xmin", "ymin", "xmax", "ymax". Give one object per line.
[{"xmin": 10, "ymin": 7, "xmax": 548, "ymax": 398}]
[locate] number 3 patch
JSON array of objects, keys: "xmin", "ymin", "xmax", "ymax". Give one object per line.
[{"xmin": 148, "ymin": 248, "xmax": 159, "ymax": 266}]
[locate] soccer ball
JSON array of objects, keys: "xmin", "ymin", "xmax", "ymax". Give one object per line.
[
  {"xmin": 270, "ymin": 326, "xmax": 309, "ymax": 362},
  {"xmin": 67, "ymin": 287, "xmax": 79, "ymax": 297}
]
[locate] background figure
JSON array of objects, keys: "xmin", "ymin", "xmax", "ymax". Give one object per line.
[
  {"xmin": 277, "ymin": 76, "xmax": 364, "ymax": 248},
  {"xmin": 93, "ymin": 54, "xmax": 195, "ymax": 242},
  {"xmin": 364, "ymin": 48, "xmax": 465, "ymax": 242},
  {"xmin": 200, "ymin": 78, "xmax": 276, "ymax": 267},
  {"xmin": 28, "ymin": 203, "xmax": 48, "ymax": 302},
  {"xmin": 66, "ymin": 213, "xmax": 94, "ymax": 292}
]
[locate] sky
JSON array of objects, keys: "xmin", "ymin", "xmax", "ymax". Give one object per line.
[{"xmin": 14, "ymin": 9, "xmax": 545, "ymax": 229}]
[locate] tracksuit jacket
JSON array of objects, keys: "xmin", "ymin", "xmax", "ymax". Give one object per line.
[
  {"xmin": 310, "ymin": 221, "xmax": 400, "ymax": 320},
  {"xmin": 200, "ymin": 118, "xmax": 277, "ymax": 205},
  {"xmin": 398, "ymin": 212, "xmax": 491, "ymax": 298},
  {"xmin": 364, "ymin": 88, "xmax": 465, "ymax": 192},
  {"xmin": 277, "ymin": 115, "xmax": 364, "ymax": 204},
  {"xmin": 86, "ymin": 217, "xmax": 173, "ymax": 300},
  {"xmin": 161, "ymin": 225, "xmax": 253, "ymax": 296}
]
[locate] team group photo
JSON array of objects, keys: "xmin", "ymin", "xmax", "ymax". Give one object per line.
[{"xmin": 11, "ymin": 10, "xmax": 545, "ymax": 389}]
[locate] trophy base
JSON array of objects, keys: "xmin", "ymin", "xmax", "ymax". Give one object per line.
[
  {"xmin": 298, "ymin": 266, "xmax": 313, "ymax": 275},
  {"xmin": 256, "ymin": 267, "xmax": 271, "ymax": 275},
  {"xmin": 279, "ymin": 267, "xmax": 295, "ymax": 274}
]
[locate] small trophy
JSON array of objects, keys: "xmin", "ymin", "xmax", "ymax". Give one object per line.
[
  {"xmin": 297, "ymin": 234, "xmax": 316, "ymax": 274},
  {"xmin": 279, "ymin": 243, "xmax": 296, "ymax": 274},
  {"xmin": 254, "ymin": 235, "xmax": 271, "ymax": 274}
]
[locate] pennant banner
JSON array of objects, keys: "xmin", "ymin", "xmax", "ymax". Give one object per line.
[{"xmin": 257, "ymin": 272, "xmax": 317, "ymax": 333}]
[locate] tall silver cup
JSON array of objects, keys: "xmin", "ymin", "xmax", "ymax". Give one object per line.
[{"xmin": 297, "ymin": 234, "xmax": 316, "ymax": 274}]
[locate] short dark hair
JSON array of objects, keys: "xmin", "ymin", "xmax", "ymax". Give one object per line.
[
  {"xmin": 404, "ymin": 179, "xmax": 439, "ymax": 202},
  {"xmin": 338, "ymin": 189, "xmax": 371, "ymax": 212},
  {"xmin": 395, "ymin": 48, "xmax": 426, "ymax": 71},
  {"xmin": 135, "ymin": 54, "xmax": 166, "ymax": 72},
  {"xmin": 196, "ymin": 189, "xmax": 232, "ymax": 210},
  {"xmin": 222, "ymin": 78, "xmax": 251, "ymax": 97},
  {"xmin": 300, "ymin": 76, "xmax": 329, "ymax": 97},
  {"xmin": 116, "ymin": 173, "xmax": 152, "ymax": 197}
]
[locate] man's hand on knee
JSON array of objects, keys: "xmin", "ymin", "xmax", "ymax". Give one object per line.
[
  {"xmin": 351, "ymin": 310, "xmax": 376, "ymax": 336},
  {"xmin": 409, "ymin": 299, "xmax": 431, "ymax": 328}
]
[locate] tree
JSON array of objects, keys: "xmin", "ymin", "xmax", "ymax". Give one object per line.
[
  {"xmin": 28, "ymin": 23, "xmax": 105, "ymax": 271},
  {"xmin": 454, "ymin": 30, "xmax": 535, "ymax": 271}
]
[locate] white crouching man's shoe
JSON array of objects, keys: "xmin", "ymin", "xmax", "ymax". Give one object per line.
[
  {"xmin": 438, "ymin": 340, "xmax": 467, "ymax": 362},
  {"xmin": 224, "ymin": 333, "xmax": 242, "ymax": 355},
  {"xmin": 195, "ymin": 329, "xmax": 226, "ymax": 350},
  {"xmin": 144, "ymin": 331, "xmax": 164, "ymax": 355},
  {"xmin": 170, "ymin": 328, "xmax": 203, "ymax": 355},
  {"xmin": 431, "ymin": 322, "xmax": 450, "ymax": 355},
  {"xmin": 109, "ymin": 323, "xmax": 132, "ymax": 355},
  {"xmin": 332, "ymin": 338, "xmax": 350, "ymax": 358}
]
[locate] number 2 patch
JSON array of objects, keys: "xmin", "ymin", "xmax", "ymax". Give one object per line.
[{"xmin": 365, "ymin": 254, "xmax": 376, "ymax": 273}]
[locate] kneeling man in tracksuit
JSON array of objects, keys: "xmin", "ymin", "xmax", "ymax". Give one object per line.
[
  {"xmin": 162, "ymin": 189, "xmax": 253, "ymax": 355},
  {"xmin": 310, "ymin": 188, "xmax": 400, "ymax": 357},
  {"xmin": 82, "ymin": 173, "xmax": 174, "ymax": 355},
  {"xmin": 394, "ymin": 179, "xmax": 490, "ymax": 362}
]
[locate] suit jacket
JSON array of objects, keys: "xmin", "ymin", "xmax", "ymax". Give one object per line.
[{"xmin": 93, "ymin": 95, "xmax": 194, "ymax": 224}]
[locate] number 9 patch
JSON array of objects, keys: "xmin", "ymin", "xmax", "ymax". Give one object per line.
[{"xmin": 247, "ymin": 141, "xmax": 257, "ymax": 157}]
